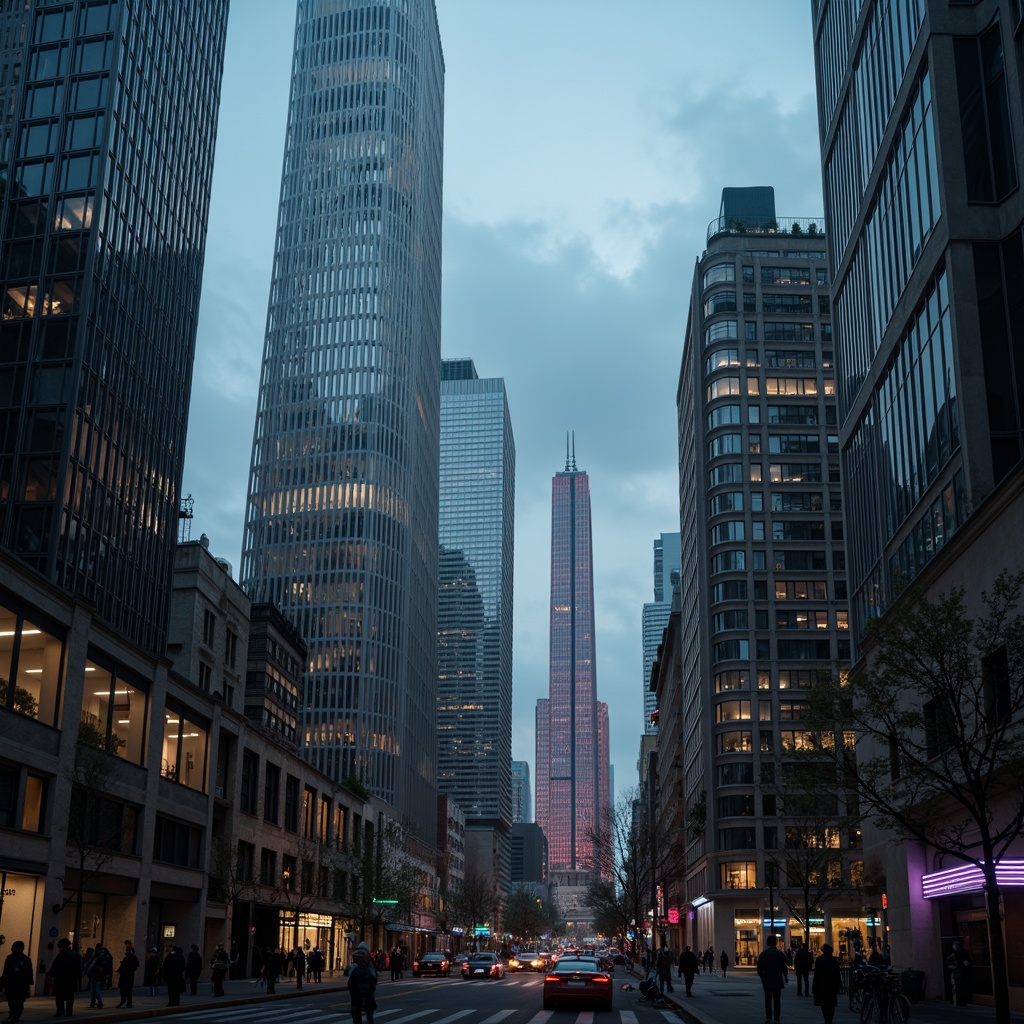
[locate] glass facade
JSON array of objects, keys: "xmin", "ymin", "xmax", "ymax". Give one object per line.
[
  {"xmin": 0, "ymin": 1, "xmax": 229, "ymax": 652},
  {"xmin": 536, "ymin": 458, "xmax": 610, "ymax": 873},
  {"xmin": 437, "ymin": 359, "xmax": 515, "ymax": 849},
  {"xmin": 240, "ymin": 0, "xmax": 444, "ymax": 838}
]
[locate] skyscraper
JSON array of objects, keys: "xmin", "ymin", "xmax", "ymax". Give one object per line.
[
  {"xmin": 0, "ymin": 1, "xmax": 229, "ymax": 652},
  {"xmin": 240, "ymin": 0, "xmax": 444, "ymax": 837},
  {"xmin": 673, "ymin": 187, "xmax": 857, "ymax": 959},
  {"xmin": 511, "ymin": 760, "xmax": 532, "ymax": 823},
  {"xmin": 437, "ymin": 358, "xmax": 515, "ymax": 883},
  {"xmin": 535, "ymin": 446, "xmax": 610, "ymax": 891},
  {"xmin": 642, "ymin": 533, "xmax": 681, "ymax": 731}
]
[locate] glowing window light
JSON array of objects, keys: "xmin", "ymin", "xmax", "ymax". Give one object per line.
[{"xmin": 922, "ymin": 859, "xmax": 1024, "ymax": 898}]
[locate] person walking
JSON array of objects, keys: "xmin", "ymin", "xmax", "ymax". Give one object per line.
[
  {"xmin": 0, "ymin": 939, "xmax": 34, "ymax": 1023},
  {"xmin": 677, "ymin": 946, "xmax": 699, "ymax": 997},
  {"xmin": 703, "ymin": 946, "xmax": 714, "ymax": 974},
  {"xmin": 308, "ymin": 948, "xmax": 324, "ymax": 983},
  {"xmin": 719, "ymin": 949, "xmax": 729, "ymax": 978},
  {"xmin": 115, "ymin": 945, "xmax": 139, "ymax": 1008},
  {"xmin": 46, "ymin": 937, "xmax": 82, "ymax": 1018},
  {"xmin": 811, "ymin": 943, "xmax": 842, "ymax": 1024},
  {"xmin": 210, "ymin": 944, "xmax": 230, "ymax": 996},
  {"xmin": 263, "ymin": 947, "xmax": 283, "ymax": 995},
  {"xmin": 291, "ymin": 947, "xmax": 306, "ymax": 990},
  {"xmin": 144, "ymin": 948, "xmax": 159, "ymax": 996},
  {"xmin": 85, "ymin": 944, "xmax": 111, "ymax": 1009},
  {"xmin": 793, "ymin": 945, "xmax": 813, "ymax": 996},
  {"xmin": 757, "ymin": 935, "xmax": 789, "ymax": 1024},
  {"xmin": 185, "ymin": 945, "xmax": 203, "ymax": 995},
  {"xmin": 655, "ymin": 945, "xmax": 675, "ymax": 995},
  {"xmin": 162, "ymin": 946, "xmax": 186, "ymax": 1007},
  {"xmin": 348, "ymin": 942, "xmax": 378, "ymax": 1024}
]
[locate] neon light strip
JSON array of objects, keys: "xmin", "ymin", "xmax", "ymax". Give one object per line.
[{"xmin": 922, "ymin": 859, "xmax": 1024, "ymax": 898}]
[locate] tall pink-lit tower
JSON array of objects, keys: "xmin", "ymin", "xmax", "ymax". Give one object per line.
[{"xmin": 536, "ymin": 441, "xmax": 610, "ymax": 897}]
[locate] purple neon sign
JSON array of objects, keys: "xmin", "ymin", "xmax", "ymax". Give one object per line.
[{"xmin": 921, "ymin": 859, "xmax": 1024, "ymax": 899}]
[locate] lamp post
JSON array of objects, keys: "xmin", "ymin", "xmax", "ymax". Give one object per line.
[{"xmin": 765, "ymin": 862, "xmax": 777, "ymax": 944}]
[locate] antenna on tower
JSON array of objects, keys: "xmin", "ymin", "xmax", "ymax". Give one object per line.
[{"xmin": 565, "ymin": 431, "xmax": 577, "ymax": 472}]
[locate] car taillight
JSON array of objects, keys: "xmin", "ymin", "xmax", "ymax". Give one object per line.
[
  {"xmin": 544, "ymin": 974, "xmax": 560, "ymax": 983},
  {"xmin": 593, "ymin": 975, "xmax": 611, "ymax": 984}
]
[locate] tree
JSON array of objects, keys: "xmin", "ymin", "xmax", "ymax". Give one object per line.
[
  {"xmin": 449, "ymin": 869, "xmax": 499, "ymax": 947},
  {"xmin": 346, "ymin": 815, "xmax": 419, "ymax": 942},
  {"xmin": 502, "ymin": 885, "xmax": 553, "ymax": 944},
  {"xmin": 806, "ymin": 570, "xmax": 1024, "ymax": 1024}
]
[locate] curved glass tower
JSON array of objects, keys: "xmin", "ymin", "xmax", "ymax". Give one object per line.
[{"xmin": 241, "ymin": 0, "xmax": 444, "ymax": 837}]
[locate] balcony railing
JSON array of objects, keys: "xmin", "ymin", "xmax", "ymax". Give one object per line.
[{"xmin": 706, "ymin": 215, "xmax": 826, "ymax": 244}]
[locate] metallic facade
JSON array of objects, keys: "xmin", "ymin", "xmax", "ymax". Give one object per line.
[
  {"xmin": 0, "ymin": 0, "xmax": 229, "ymax": 652},
  {"xmin": 240, "ymin": 0, "xmax": 444, "ymax": 838},
  {"xmin": 535, "ymin": 454, "xmax": 610, "ymax": 875},
  {"xmin": 437, "ymin": 358, "xmax": 515, "ymax": 870},
  {"xmin": 642, "ymin": 532, "xmax": 680, "ymax": 732},
  {"xmin": 511, "ymin": 759, "xmax": 531, "ymax": 823}
]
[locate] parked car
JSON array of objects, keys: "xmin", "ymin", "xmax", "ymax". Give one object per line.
[
  {"xmin": 412, "ymin": 952, "xmax": 451, "ymax": 977},
  {"xmin": 542, "ymin": 957, "xmax": 613, "ymax": 1011},
  {"xmin": 462, "ymin": 952, "xmax": 506, "ymax": 980}
]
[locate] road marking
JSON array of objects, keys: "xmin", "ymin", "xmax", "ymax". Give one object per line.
[
  {"xmin": 383, "ymin": 1010, "xmax": 446, "ymax": 1024},
  {"xmin": 430, "ymin": 1012, "xmax": 476, "ymax": 1024},
  {"xmin": 525, "ymin": 1013, "xmax": 553, "ymax": 1023},
  {"xmin": 480, "ymin": 1011, "xmax": 518, "ymax": 1024},
  {"xmin": 620, "ymin": 1013, "xmax": 639, "ymax": 1024}
]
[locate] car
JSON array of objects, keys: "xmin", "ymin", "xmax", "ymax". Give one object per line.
[
  {"xmin": 542, "ymin": 956, "xmax": 614, "ymax": 1011},
  {"xmin": 461, "ymin": 952, "xmax": 506, "ymax": 980},
  {"xmin": 412, "ymin": 951, "xmax": 451, "ymax": 977}
]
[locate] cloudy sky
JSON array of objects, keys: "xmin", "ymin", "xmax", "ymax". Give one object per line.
[{"xmin": 181, "ymin": 1, "xmax": 825, "ymax": 811}]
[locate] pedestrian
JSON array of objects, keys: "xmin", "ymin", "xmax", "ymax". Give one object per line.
[
  {"xmin": 677, "ymin": 945, "xmax": 699, "ymax": 997},
  {"xmin": 46, "ymin": 937, "xmax": 82, "ymax": 1018},
  {"xmin": 85, "ymin": 944, "xmax": 112, "ymax": 1009},
  {"xmin": 144, "ymin": 947, "xmax": 160, "ymax": 996},
  {"xmin": 655, "ymin": 945, "xmax": 675, "ymax": 995},
  {"xmin": 162, "ymin": 945, "xmax": 186, "ymax": 1007},
  {"xmin": 263, "ymin": 947, "xmax": 283, "ymax": 995},
  {"xmin": 348, "ymin": 942, "xmax": 378, "ymax": 1024},
  {"xmin": 793, "ymin": 945, "xmax": 813, "ymax": 996},
  {"xmin": 185, "ymin": 944, "xmax": 203, "ymax": 995},
  {"xmin": 704, "ymin": 946, "xmax": 714, "ymax": 974},
  {"xmin": 210, "ymin": 944, "xmax": 230, "ymax": 997},
  {"xmin": 308, "ymin": 948, "xmax": 324, "ymax": 983},
  {"xmin": 291, "ymin": 947, "xmax": 306, "ymax": 990},
  {"xmin": 811, "ymin": 943, "xmax": 842, "ymax": 1024},
  {"xmin": 946, "ymin": 939, "xmax": 972, "ymax": 1005},
  {"xmin": 757, "ymin": 934, "xmax": 789, "ymax": 1024},
  {"xmin": 115, "ymin": 945, "xmax": 139, "ymax": 1008},
  {"xmin": 0, "ymin": 939, "xmax": 34, "ymax": 1023},
  {"xmin": 720, "ymin": 949, "xmax": 729, "ymax": 978}
]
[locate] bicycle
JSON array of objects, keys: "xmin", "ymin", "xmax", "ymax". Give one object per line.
[
  {"xmin": 859, "ymin": 964, "xmax": 911, "ymax": 1024},
  {"xmin": 848, "ymin": 963, "xmax": 867, "ymax": 1013}
]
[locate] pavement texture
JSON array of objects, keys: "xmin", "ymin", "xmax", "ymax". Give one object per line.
[{"xmin": 7, "ymin": 968, "xmax": 1023, "ymax": 1024}]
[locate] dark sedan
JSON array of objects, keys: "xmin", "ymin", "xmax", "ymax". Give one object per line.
[
  {"xmin": 412, "ymin": 951, "xmax": 451, "ymax": 977},
  {"xmin": 461, "ymin": 952, "xmax": 505, "ymax": 979},
  {"xmin": 543, "ymin": 957, "xmax": 613, "ymax": 1010}
]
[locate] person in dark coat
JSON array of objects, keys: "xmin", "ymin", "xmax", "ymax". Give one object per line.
[
  {"xmin": 655, "ymin": 946, "xmax": 675, "ymax": 994},
  {"xmin": 209, "ymin": 944, "xmax": 230, "ymax": 996},
  {"xmin": 290, "ymin": 947, "xmax": 306, "ymax": 989},
  {"xmin": 263, "ymin": 947, "xmax": 284, "ymax": 995},
  {"xmin": 115, "ymin": 946, "xmax": 139, "ymax": 1008},
  {"xmin": 720, "ymin": 949, "xmax": 729, "ymax": 977},
  {"xmin": 162, "ymin": 946, "xmax": 186, "ymax": 1006},
  {"xmin": 793, "ymin": 945, "xmax": 814, "ymax": 996},
  {"xmin": 46, "ymin": 938, "xmax": 82, "ymax": 1017},
  {"xmin": 677, "ymin": 946, "xmax": 700, "ymax": 996},
  {"xmin": 347, "ymin": 942, "xmax": 378, "ymax": 1024},
  {"xmin": 144, "ymin": 948, "xmax": 160, "ymax": 996},
  {"xmin": 0, "ymin": 940, "xmax": 34, "ymax": 1023},
  {"xmin": 812, "ymin": 943, "xmax": 842, "ymax": 1024},
  {"xmin": 185, "ymin": 945, "xmax": 203, "ymax": 995},
  {"xmin": 757, "ymin": 934, "xmax": 789, "ymax": 1024}
]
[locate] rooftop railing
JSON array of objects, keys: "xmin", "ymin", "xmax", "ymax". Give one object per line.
[{"xmin": 706, "ymin": 215, "xmax": 826, "ymax": 244}]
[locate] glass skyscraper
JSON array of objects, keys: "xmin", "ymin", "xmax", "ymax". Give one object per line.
[
  {"xmin": 536, "ymin": 450, "xmax": 610, "ymax": 881},
  {"xmin": 0, "ymin": 1, "xmax": 229, "ymax": 652},
  {"xmin": 437, "ymin": 358, "xmax": 515, "ymax": 879},
  {"xmin": 642, "ymin": 532, "xmax": 681, "ymax": 732},
  {"xmin": 240, "ymin": 0, "xmax": 444, "ymax": 837}
]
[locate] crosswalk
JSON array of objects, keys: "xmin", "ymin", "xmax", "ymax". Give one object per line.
[{"xmin": 166, "ymin": 997, "xmax": 680, "ymax": 1024}]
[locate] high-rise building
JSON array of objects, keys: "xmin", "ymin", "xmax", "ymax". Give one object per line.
[
  {"xmin": 0, "ymin": 1, "xmax": 229, "ymax": 652},
  {"xmin": 673, "ymin": 187, "xmax": 858, "ymax": 960},
  {"xmin": 535, "ymin": 446, "xmax": 611, "ymax": 897},
  {"xmin": 437, "ymin": 357, "xmax": 515, "ymax": 884},
  {"xmin": 240, "ymin": 0, "xmax": 444, "ymax": 837},
  {"xmin": 511, "ymin": 760, "xmax": 532, "ymax": 823},
  {"xmin": 813, "ymin": 0, "xmax": 1024, "ymax": 981},
  {"xmin": 642, "ymin": 533, "xmax": 681, "ymax": 731}
]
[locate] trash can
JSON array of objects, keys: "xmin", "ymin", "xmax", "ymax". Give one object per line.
[{"xmin": 901, "ymin": 969, "xmax": 926, "ymax": 1002}]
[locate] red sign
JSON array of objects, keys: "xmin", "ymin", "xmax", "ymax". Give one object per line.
[
  {"xmin": 668, "ymin": 908, "xmax": 679, "ymax": 924},
  {"xmin": 881, "ymin": 894, "xmax": 888, "ymax": 909}
]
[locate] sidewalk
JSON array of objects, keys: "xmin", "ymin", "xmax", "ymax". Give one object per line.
[
  {"xmin": 654, "ymin": 967, "xmax": 1021, "ymax": 1024},
  {"xmin": 14, "ymin": 977, "xmax": 348, "ymax": 1023}
]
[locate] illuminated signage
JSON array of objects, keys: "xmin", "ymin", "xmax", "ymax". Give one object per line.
[
  {"xmin": 921, "ymin": 859, "xmax": 1024, "ymax": 899},
  {"xmin": 668, "ymin": 908, "xmax": 679, "ymax": 924}
]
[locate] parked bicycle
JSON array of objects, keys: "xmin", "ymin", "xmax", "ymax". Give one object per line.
[{"xmin": 859, "ymin": 964, "xmax": 911, "ymax": 1024}]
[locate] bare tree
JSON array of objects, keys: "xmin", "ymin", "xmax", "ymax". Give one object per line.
[
  {"xmin": 449, "ymin": 869, "xmax": 499, "ymax": 948},
  {"xmin": 806, "ymin": 570, "xmax": 1024, "ymax": 1024}
]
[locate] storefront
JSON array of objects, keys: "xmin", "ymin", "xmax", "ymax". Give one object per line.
[{"xmin": 0, "ymin": 870, "xmax": 44, "ymax": 966}]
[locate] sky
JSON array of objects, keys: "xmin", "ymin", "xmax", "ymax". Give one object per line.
[{"xmin": 181, "ymin": 0, "xmax": 825, "ymax": 813}]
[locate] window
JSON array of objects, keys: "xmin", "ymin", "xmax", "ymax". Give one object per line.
[
  {"xmin": 284, "ymin": 775, "xmax": 300, "ymax": 832},
  {"xmin": 717, "ymin": 730, "xmax": 752, "ymax": 753},
  {"xmin": 718, "ymin": 828, "xmax": 757, "ymax": 850},
  {"xmin": 0, "ymin": 599, "xmax": 66, "ymax": 728},
  {"xmin": 703, "ymin": 263, "xmax": 735, "ymax": 288},
  {"xmin": 237, "ymin": 841, "xmax": 255, "ymax": 882},
  {"xmin": 983, "ymin": 645, "xmax": 1011, "ymax": 727},
  {"xmin": 705, "ymin": 320, "xmax": 738, "ymax": 346},
  {"xmin": 320, "ymin": 794, "xmax": 332, "ymax": 844},
  {"xmin": 240, "ymin": 749, "xmax": 258, "ymax": 815},
  {"xmin": 704, "ymin": 291, "xmax": 737, "ymax": 316},
  {"xmin": 716, "ymin": 762, "xmax": 754, "ymax": 785},
  {"xmin": 153, "ymin": 815, "xmax": 201, "ymax": 868},
  {"xmin": 70, "ymin": 788, "xmax": 138, "ymax": 854},
  {"xmin": 710, "ymin": 492, "xmax": 743, "ymax": 515},
  {"xmin": 718, "ymin": 795, "xmax": 755, "ymax": 816},
  {"xmin": 712, "ymin": 581, "xmax": 747, "ymax": 603},
  {"xmin": 303, "ymin": 785, "xmax": 317, "ymax": 838},
  {"xmin": 260, "ymin": 848, "xmax": 278, "ymax": 886},
  {"xmin": 226, "ymin": 629, "xmax": 238, "ymax": 669},
  {"xmin": 161, "ymin": 701, "xmax": 208, "ymax": 791},
  {"xmin": 716, "ymin": 700, "xmax": 751, "ymax": 722},
  {"xmin": 708, "ymin": 433, "xmax": 743, "ymax": 459},
  {"xmin": 79, "ymin": 656, "xmax": 147, "ymax": 764},
  {"xmin": 714, "ymin": 670, "xmax": 749, "ymax": 691},
  {"xmin": 707, "ymin": 377, "xmax": 742, "ymax": 401},
  {"xmin": 706, "ymin": 348, "xmax": 741, "ymax": 373},
  {"xmin": 923, "ymin": 699, "xmax": 956, "ymax": 760},
  {"xmin": 203, "ymin": 609, "xmax": 216, "ymax": 646},
  {"xmin": 779, "ymin": 701, "xmax": 810, "ymax": 720},
  {"xmin": 711, "ymin": 521, "xmax": 745, "ymax": 544},
  {"xmin": 264, "ymin": 763, "xmax": 281, "ymax": 824},
  {"xmin": 0, "ymin": 763, "xmax": 47, "ymax": 832},
  {"xmin": 720, "ymin": 862, "xmax": 757, "ymax": 889}
]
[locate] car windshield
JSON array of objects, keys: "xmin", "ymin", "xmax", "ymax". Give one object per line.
[
  {"xmin": 422, "ymin": 953, "xmax": 444, "ymax": 959},
  {"xmin": 554, "ymin": 959, "xmax": 601, "ymax": 973}
]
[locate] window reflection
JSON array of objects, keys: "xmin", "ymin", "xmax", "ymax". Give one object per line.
[
  {"xmin": 80, "ymin": 656, "xmax": 147, "ymax": 762},
  {"xmin": 162, "ymin": 702, "xmax": 208, "ymax": 792},
  {"xmin": 0, "ymin": 603, "xmax": 65, "ymax": 727}
]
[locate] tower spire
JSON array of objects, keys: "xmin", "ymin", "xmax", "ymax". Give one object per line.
[{"xmin": 565, "ymin": 431, "xmax": 577, "ymax": 472}]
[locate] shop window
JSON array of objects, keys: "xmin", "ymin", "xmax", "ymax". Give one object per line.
[
  {"xmin": 0, "ymin": 599, "xmax": 66, "ymax": 728},
  {"xmin": 161, "ymin": 700, "xmax": 208, "ymax": 791},
  {"xmin": 720, "ymin": 861, "xmax": 757, "ymax": 889},
  {"xmin": 80, "ymin": 656, "xmax": 146, "ymax": 763}
]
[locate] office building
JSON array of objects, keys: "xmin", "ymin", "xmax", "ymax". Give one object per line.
[
  {"xmin": 511, "ymin": 760, "xmax": 532, "ymax": 823},
  {"xmin": 240, "ymin": 0, "xmax": 445, "ymax": 839},
  {"xmin": 642, "ymin": 533, "xmax": 681, "ymax": 731},
  {"xmin": 674, "ymin": 187, "xmax": 859, "ymax": 961},
  {"xmin": 437, "ymin": 358, "xmax": 515, "ymax": 886},
  {"xmin": 0, "ymin": 1, "xmax": 229, "ymax": 653},
  {"xmin": 535, "ymin": 447, "xmax": 611, "ymax": 918},
  {"xmin": 814, "ymin": 0, "xmax": 1024, "ymax": 1003}
]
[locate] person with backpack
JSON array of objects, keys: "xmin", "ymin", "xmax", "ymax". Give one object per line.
[
  {"xmin": 86, "ymin": 944, "xmax": 112, "ymax": 1009},
  {"xmin": 115, "ymin": 945, "xmax": 139, "ymax": 1008},
  {"xmin": 348, "ymin": 942, "xmax": 378, "ymax": 1024},
  {"xmin": 0, "ymin": 939, "xmax": 34, "ymax": 1023}
]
